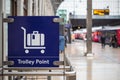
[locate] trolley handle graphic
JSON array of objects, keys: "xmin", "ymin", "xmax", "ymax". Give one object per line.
[{"xmin": 21, "ymin": 27, "xmax": 46, "ymax": 54}]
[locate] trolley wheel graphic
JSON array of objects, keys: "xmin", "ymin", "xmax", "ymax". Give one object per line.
[
  {"xmin": 25, "ymin": 49, "xmax": 45, "ymax": 54},
  {"xmin": 25, "ymin": 49, "xmax": 29, "ymax": 54},
  {"xmin": 41, "ymin": 50, "xmax": 45, "ymax": 54}
]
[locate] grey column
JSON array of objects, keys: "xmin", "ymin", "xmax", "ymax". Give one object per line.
[
  {"xmin": 38, "ymin": 0, "xmax": 43, "ymax": 16},
  {"xmin": 38, "ymin": 0, "xmax": 45, "ymax": 16},
  {"xmin": 28, "ymin": 0, "xmax": 33, "ymax": 16},
  {"xmin": 0, "ymin": 0, "xmax": 3, "ymax": 79},
  {"xmin": 86, "ymin": 0, "xmax": 93, "ymax": 56},
  {"xmin": 17, "ymin": 0, "xmax": 24, "ymax": 16},
  {"xmin": 42, "ymin": 0, "xmax": 45, "ymax": 16},
  {"xmin": 34, "ymin": 0, "xmax": 38, "ymax": 16}
]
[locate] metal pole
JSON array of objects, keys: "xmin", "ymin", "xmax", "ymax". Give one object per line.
[
  {"xmin": 0, "ymin": 0, "xmax": 3, "ymax": 79},
  {"xmin": 68, "ymin": 28, "xmax": 71, "ymax": 43},
  {"xmin": 48, "ymin": 70, "xmax": 51, "ymax": 80},
  {"xmin": 85, "ymin": 0, "xmax": 93, "ymax": 56}
]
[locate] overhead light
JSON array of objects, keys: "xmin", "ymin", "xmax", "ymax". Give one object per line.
[{"xmin": 78, "ymin": 26, "xmax": 80, "ymax": 29}]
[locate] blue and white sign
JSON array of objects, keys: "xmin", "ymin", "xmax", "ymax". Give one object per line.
[{"xmin": 8, "ymin": 16, "xmax": 59, "ymax": 67}]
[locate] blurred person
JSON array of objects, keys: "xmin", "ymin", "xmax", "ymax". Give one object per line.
[
  {"xmin": 109, "ymin": 36, "xmax": 112, "ymax": 47},
  {"xmin": 64, "ymin": 29, "xmax": 68, "ymax": 47},
  {"xmin": 100, "ymin": 34, "xmax": 106, "ymax": 48},
  {"xmin": 111, "ymin": 34, "xmax": 118, "ymax": 48},
  {"xmin": 71, "ymin": 33, "xmax": 75, "ymax": 41}
]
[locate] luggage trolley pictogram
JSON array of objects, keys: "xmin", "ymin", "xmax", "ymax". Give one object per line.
[{"xmin": 21, "ymin": 27, "xmax": 46, "ymax": 54}]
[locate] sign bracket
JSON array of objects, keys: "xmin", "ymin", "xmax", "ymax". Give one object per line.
[{"xmin": 3, "ymin": 18, "xmax": 14, "ymax": 23}]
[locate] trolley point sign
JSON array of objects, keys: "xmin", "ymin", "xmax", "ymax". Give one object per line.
[{"xmin": 8, "ymin": 16, "xmax": 59, "ymax": 67}]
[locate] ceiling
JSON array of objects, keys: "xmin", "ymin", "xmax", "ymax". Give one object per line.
[
  {"xmin": 50, "ymin": 0, "xmax": 120, "ymax": 28},
  {"xmin": 70, "ymin": 19, "xmax": 120, "ymax": 27},
  {"xmin": 70, "ymin": 15, "xmax": 120, "ymax": 28}
]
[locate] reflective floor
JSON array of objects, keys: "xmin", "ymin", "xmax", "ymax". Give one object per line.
[
  {"xmin": 4, "ymin": 40, "xmax": 120, "ymax": 80},
  {"xmin": 65, "ymin": 40, "xmax": 120, "ymax": 80}
]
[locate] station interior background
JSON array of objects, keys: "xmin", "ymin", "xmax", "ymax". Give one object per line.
[{"xmin": 0, "ymin": 0, "xmax": 120, "ymax": 80}]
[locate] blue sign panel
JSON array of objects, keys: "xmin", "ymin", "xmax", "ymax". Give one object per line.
[{"xmin": 8, "ymin": 16, "xmax": 59, "ymax": 67}]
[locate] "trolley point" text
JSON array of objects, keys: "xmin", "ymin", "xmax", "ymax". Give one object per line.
[{"xmin": 17, "ymin": 59, "xmax": 49, "ymax": 65}]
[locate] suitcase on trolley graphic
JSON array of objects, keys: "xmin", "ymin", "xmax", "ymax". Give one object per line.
[{"xmin": 21, "ymin": 27, "xmax": 46, "ymax": 54}]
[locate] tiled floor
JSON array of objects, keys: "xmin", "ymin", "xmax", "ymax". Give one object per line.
[{"xmin": 65, "ymin": 40, "xmax": 120, "ymax": 80}]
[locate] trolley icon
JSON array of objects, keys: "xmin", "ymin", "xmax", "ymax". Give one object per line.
[{"xmin": 21, "ymin": 27, "xmax": 46, "ymax": 54}]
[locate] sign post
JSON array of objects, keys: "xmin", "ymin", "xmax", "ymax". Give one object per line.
[
  {"xmin": 0, "ymin": 0, "xmax": 3, "ymax": 79},
  {"xmin": 8, "ymin": 16, "xmax": 59, "ymax": 67}
]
